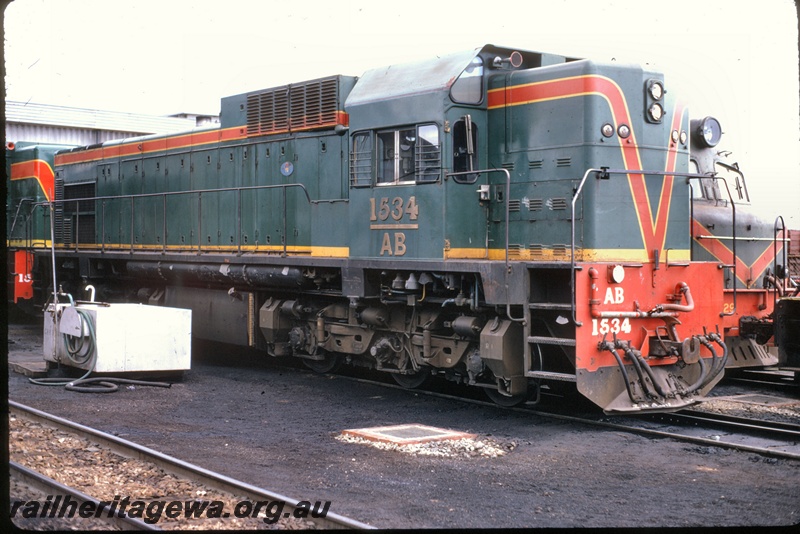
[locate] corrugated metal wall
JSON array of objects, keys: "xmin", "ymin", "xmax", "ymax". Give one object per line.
[
  {"xmin": 6, "ymin": 123, "xmax": 147, "ymax": 145},
  {"xmin": 5, "ymin": 101, "xmax": 216, "ymax": 147}
]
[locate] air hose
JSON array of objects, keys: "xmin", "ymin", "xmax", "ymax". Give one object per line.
[{"xmin": 29, "ymin": 303, "xmax": 172, "ymax": 393}]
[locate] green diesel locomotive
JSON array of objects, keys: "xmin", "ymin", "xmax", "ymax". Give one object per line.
[{"xmin": 8, "ymin": 45, "xmax": 794, "ymax": 412}]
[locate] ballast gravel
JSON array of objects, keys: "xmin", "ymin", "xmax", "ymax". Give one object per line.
[{"xmin": 9, "ymin": 414, "xmax": 319, "ymax": 530}]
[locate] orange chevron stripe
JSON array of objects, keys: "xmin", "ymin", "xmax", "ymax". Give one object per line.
[
  {"xmin": 652, "ymin": 101, "xmax": 687, "ymax": 251},
  {"xmin": 692, "ymin": 218, "xmax": 785, "ymax": 286},
  {"xmin": 10, "ymin": 159, "xmax": 55, "ymax": 201},
  {"xmin": 489, "ymin": 75, "xmax": 680, "ymax": 261}
]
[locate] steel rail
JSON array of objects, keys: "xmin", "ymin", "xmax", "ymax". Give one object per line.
[
  {"xmin": 9, "ymin": 400, "xmax": 374, "ymax": 530},
  {"xmin": 724, "ymin": 369, "xmax": 800, "ymax": 392},
  {"xmin": 312, "ymin": 370, "xmax": 800, "ymax": 461},
  {"xmin": 665, "ymin": 409, "xmax": 800, "ymax": 440},
  {"xmin": 9, "ymin": 460, "xmax": 160, "ymax": 531}
]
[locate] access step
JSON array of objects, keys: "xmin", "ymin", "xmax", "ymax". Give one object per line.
[
  {"xmin": 527, "ymin": 335, "xmax": 576, "ymax": 347},
  {"xmin": 528, "ymin": 302, "xmax": 572, "ymax": 311},
  {"xmin": 527, "ymin": 370, "xmax": 577, "ymax": 382}
]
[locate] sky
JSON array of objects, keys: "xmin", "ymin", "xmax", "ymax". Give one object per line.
[{"xmin": 4, "ymin": 0, "xmax": 800, "ymax": 226}]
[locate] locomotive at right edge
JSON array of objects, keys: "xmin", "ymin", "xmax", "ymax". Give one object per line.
[{"xmin": 7, "ymin": 44, "xmax": 800, "ymax": 413}]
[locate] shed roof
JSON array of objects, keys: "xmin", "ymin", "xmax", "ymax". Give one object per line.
[{"xmin": 6, "ymin": 101, "xmax": 199, "ymax": 134}]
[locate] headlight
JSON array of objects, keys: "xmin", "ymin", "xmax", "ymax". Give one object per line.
[
  {"xmin": 693, "ymin": 116, "xmax": 722, "ymax": 147},
  {"xmin": 617, "ymin": 124, "xmax": 631, "ymax": 139},
  {"xmin": 648, "ymin": 103, "xmax": 664, "ymax": 122},
  {"xmin": 648, "ymin": 81, "xmax": 664, "ymax": 101}
]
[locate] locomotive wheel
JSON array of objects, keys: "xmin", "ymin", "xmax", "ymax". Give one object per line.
[
  {"xmin": 485, "ymin": 387, "xmax": 529, "ymax": 407},
  {"xmin": 302, "ymin": 352, "xmax": 341, "ymax": 374},
  {"xmin": 391, "ymin": 369, "xmax": 430, "ymax": 389}
]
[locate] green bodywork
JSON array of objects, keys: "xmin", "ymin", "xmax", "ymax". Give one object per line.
[
  {"xmin": 14, "ymin": 45, "xmax": 690, "ymax": 265},
  {"xmin": 6, "ymin": 143, "xmax": 70, "ymax": 247}
]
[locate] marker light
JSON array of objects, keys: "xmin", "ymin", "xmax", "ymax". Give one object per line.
[{"xmin": 611, "ymin": 265, "xmax": 625, "ymax": 284}]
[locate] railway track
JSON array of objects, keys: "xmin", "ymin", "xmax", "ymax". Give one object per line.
[
  {"xmin": 724, "ymin": 368, "xmax": 800, "ymax": 393},
  {"xmin": 640, "ymin": 409, "xmax": 800, "ymax": 442},
  {"xmin": 318, "ymin": 370, "xmax": 800, "ymax": 461},
  {"xmin": 9, "ymin": 400, "xmax": 373, "ymax": 530},
  {"xmin": 10, "ymin": 460, "xmax": 159, "ymax": 530}
]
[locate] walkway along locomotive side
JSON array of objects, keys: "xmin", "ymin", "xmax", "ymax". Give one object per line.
[{"xmin": 9, "ymin": 44, "xmax": 794, "ymax": 412}]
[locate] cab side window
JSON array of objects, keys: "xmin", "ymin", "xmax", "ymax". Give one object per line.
[
  {"xmin": 351, "ymin": 124, "xmax": 440, "ymax": 186},
  {"xmin": 350, "ymin": 132, "xmax": 373, "ymax": 187},
  {"xmin": 416, "ymin": 124, "xmax": 440, "ymax": 182},
  {"xmin": 453, "ymin": 118, "xmax": 478, "ymax": 174}
]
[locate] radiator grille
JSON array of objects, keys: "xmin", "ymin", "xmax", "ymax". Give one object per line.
[
  {"xmin": 246, "ymin": 77, "xmax": 340, "ymax": 136},
  {"xmin": 59, "ymin": 182, "xmax": 96, "ymax": 245}
]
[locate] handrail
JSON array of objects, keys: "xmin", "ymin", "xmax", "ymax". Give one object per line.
[
  {"xmin": 709, "ymin": 176, "xmax": 737, "ymax": 316},
  {"xmin": 29, "ymin": 183, "xmax": 312, "ymax": 257},
  {"xmin": 9, "ymin": 198, "xmax": 36, "ymax": 240},
  {"xmin": 773, "ymin": 215, "xmax": 787, "ymax": 310},
  {"xmin": 569, "ymin": 167, "xmax": 605, "ymax": 326},
  {"xmin": 570, "ymin": 168, "xmax": 740, "ymax": 326},
  {"xmin": 446, "ymin": 167, "xmax": 524, "ymax": 323}
]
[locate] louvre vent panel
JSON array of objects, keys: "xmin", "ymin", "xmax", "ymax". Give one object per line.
[
  {"xmin": 54, "ymin": 176, "xmax": 65, "ymax": 242},
  {"xmin": 529, "ymin": 244, "xmax": 544, "ymax": 258},
  {"xmin": 526, "ymin": 198, "xmax": 543, "ymax": 211},
  {"xmin": 247, "ymin": 78, "xmax": 341, "ymax": 137},
  {"xmin": 508, "ymin": 244, "xmax": 524, "ymax": 258},
  {"xmin": 547, "ymin": 197, "xmax": 568, "ymax": 210}
]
